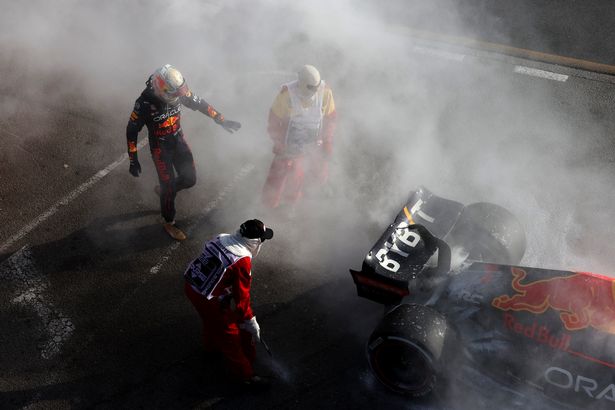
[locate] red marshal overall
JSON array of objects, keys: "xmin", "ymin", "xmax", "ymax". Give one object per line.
[
  {"xmin": 262, "ymin": 77, "xmax": 337, "ymax": 208},
  {"xmin": 184, "ymin": 233, "xmax": 257, "ymax": 381}
]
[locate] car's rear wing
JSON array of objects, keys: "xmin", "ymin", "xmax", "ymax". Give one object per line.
[{"xmin": 350, "ymin": 223, "xmax": 450, "ymax": 305}]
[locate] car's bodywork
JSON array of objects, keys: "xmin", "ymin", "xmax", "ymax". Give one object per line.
[{"xmin": 350, "ymin": 187, "xmax": 615, "ymax": 409}]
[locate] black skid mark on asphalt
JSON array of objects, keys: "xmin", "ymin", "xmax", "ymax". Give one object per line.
[{"xmin": 0, "ymin": 246, "xmax": 75, "ymax": 361}]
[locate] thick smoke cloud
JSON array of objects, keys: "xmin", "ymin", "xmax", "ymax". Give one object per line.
[
  {"xmin": 3, "ymin": 0, "xmax": 614, "ymax": 319},
  {"xmin": 2, "ymin": 1, "xmax": 614, "ymax": 408}
]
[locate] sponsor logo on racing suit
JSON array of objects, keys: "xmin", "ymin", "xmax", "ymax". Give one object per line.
[
  {"xmin": 153, "ymin": 107, "xmax": 180, "ymax": 122},
  {"xmin": 492, "ymin": 267, "xmax": 615, "ymax": 333},
  {"xmin": 153, "ymin": 107, "xmax": 181, "ymax": 137}
]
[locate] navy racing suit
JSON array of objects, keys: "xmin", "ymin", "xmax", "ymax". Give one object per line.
[{"xmin": 126, "ymin": 77, "xmax": 228, "ymax": 223}]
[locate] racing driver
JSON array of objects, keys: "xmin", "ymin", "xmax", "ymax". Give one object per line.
[{"xmin": 126, "ymin": 64, "xmax": 241, "ymax": 240}]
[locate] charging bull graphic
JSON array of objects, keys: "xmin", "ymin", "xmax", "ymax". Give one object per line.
[
  {"xmin": 160, "ymin": 115, "xmax": 178, "ymax": 129},
  {"xmin": 492, "ymin": 267, "xmax": 615, "ymax": 334}
]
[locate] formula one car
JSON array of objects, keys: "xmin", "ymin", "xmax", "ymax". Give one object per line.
[{"xmin": 350, "ymin": 187, "xmax": 615, "ymax": 409}]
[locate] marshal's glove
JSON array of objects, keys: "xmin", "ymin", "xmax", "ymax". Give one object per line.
[
  {"xmin": 129, "ymin": 154, "xmax": 141, "ymax": 177},
  {"xmin": 216, "ymin": 116, "xmax": 241, "ymax": 134},
  {"xmin": 239, "ymin": 316, "xmax": 261, "ymax": 343}
]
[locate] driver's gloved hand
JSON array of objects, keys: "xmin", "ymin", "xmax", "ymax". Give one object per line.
[
  {"xmin": 129, "ymin": 153, "xmax": 141, "ymax": 177},
  {"xmin": 216, "ymin": 115, "xmax": 241, "ymax": 134}
]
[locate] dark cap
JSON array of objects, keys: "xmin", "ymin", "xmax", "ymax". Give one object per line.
[{"xmin": 240, "ymin": 219, "xmax": 274, "ymax": 241}]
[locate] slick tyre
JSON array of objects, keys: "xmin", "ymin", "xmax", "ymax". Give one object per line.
[
  {"xmin": 450, "ymin": 202, "xmax": 526, "ymax": 265},
  {"xmin": 367, "ymin": 304, "xmax": 454, "ymax": 397}
]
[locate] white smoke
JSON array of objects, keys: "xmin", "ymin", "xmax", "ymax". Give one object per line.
[{"xmin": 2, "ymin": 1, "xmax": 614, "ymax": 408}]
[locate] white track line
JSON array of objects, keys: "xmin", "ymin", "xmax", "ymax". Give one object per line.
[
  {"xmin": 111, "ymin": 164, "xmax": 254, "ymax": 314},
  {"xmin": 147, "ymin": 163, "xmax": 255, "ymax": 277},
  {"xmin": 0, "ymin": 246, "xmax": 74, "ymax": 359},
  {"xmin": 514, "ymin": 65, "xmax": 569, "ymax": 82},
  {"xmin": 0, "ymin": 139, "xmax": 148, "ymax": 254}
]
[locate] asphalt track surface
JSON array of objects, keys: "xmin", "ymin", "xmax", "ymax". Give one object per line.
[
  {"xmin": 372, "ymin": 0, "xmax": 615, "ymax": 68},
  {"xmin": 3, "ymin": 3, "xmax": 615, "ymax": 410}
]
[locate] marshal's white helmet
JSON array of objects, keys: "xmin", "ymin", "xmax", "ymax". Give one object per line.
[
  {"xmin": 297, "ymin": 65, "xmax": 321, "ymax": 97},
  {"xmin": 151, "ymin": 64, "xmax": 189, "ymax": 104}
]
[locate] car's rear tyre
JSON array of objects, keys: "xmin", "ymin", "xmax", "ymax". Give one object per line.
[
  {"xmin": 449, "ymin": 202, "xmax": 526, "ymax": 265},
  {"xmin": 367, "ymin": 304, "xmax": 454, "ymax": 397}
]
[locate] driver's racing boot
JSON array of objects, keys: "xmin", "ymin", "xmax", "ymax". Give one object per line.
[{"xmin": 163, "ymin": 220, "xmax": 186, "ymax": 241}]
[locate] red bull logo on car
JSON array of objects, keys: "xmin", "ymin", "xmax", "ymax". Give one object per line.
[
  {"xmin": 503, "ymin": 313, "xmax": 571, "ymax": 351},
  {"xmin": 492, "ymin": 267, "xmax": 615, "ymax": 334}
]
